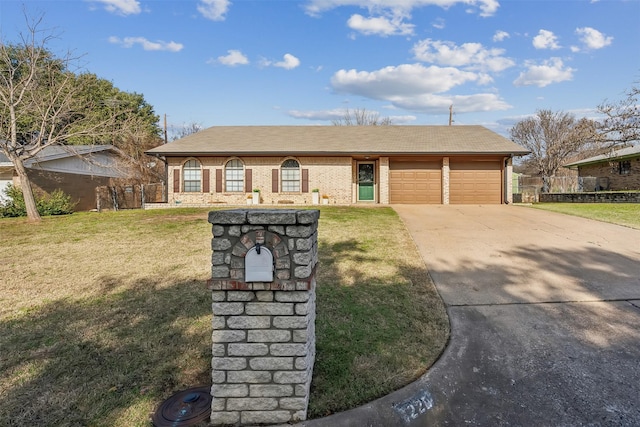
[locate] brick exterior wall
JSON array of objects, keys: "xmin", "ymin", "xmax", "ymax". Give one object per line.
[
  {"xmin": 505, "ymin": 157, "xmax": 513, "ymax": 203},
  {"xmin": 379, "ymin": 157, "xmax": 389, "ymax": 204},
  {"xmin": 166, "ymin": 156, "xmax": 353, "ymax": 206},
  {"xmin": 150, "ymin": 154, "xmax": 517, "ymax": 208},
  {"xmin": 442, "ymin": 157, "xmax": 450, "ymax": 204},
  {"xmin": 577, "ymin": 158, "xmax": 640, "ymax": 191},
  {"xmin": 207, "ymin": 209, "xmax": 319, "ymax": 426}
]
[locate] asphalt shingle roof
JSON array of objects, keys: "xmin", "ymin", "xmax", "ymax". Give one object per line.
[
  {"xmin": 1, "ymin": 145, "xmax": 115, "ymax": 165},
  {"xmin": 564, "ymin": 145, "xmax": 640, "ymax": 168},
  {"xmin": 146, "ymin": 125, "xmax": 530, "ymax": 156}
]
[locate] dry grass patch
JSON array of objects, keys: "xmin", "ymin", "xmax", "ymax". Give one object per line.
[
  {"xmin": 0, "ymin": 207, "xmax": 449, "ymax": 425},
  {"xmin": 0, "ymin": 209, "xmax": 213, "ymax": 427}
]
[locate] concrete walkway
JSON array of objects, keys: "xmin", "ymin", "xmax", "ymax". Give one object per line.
[{"xmin": 302, "ymin": 205, "xmax": 640, "ymax": 426}]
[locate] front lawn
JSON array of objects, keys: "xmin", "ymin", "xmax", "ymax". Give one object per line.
[
  {"xmin": 531, "ymin": 203, "xmax": 640, "ymax": 229},
  {"xmin": 0, "ymin": 207, "xmax": 449, "ymax": 426}
]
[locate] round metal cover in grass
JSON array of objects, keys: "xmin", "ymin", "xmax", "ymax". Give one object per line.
[{"xmin": 152, "ymin": 385, "xmax": 211, "ymax": 427}]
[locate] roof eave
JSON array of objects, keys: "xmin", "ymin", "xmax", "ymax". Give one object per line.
[
  {"xmin": 145, "ymin": 150, "xmax": 530, "ymax": 157},
  {"xmin": 565, "ymin": 153, "xmax": 640, "ymax": 168}
]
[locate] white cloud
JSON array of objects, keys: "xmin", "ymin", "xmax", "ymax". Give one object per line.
[
  {"xmin": 332, "ymin": 64, "xmax": 477, "ymax": 96},
  {"xmin": 262, "ymin": 54, "xmax": 301, "ymax": 70},
  {"xmin": 108, "ymin": 36, "xmax": 183, "ymax": 52},
  {"xmin": 513, "ymin": 57, "xmax": 575, "ymax": 87},
  {"xmin": 216, "ymin": 49, "xmax": 249, "ymax": 66},
  {"xmin": 493, "ymin": 30, "xmax": 509, "ymax": 42},
  {"xmin": 432, "ymin": 18, "xmax": 446, "ymax": 30},
  {"xmin": 288, "ymin": 108, "xmax": 417, "ymax": 123},
  {"xmin": 575, "ymin": 27, "xmax": 613, "ymax": 50},
  {"xmin": 330, "ymin": 63, "xmax": 510, "ymax": 113},
  {"xmin": 347, "ymin": 14, "xmax": 414, "ymax": 36},
  {"xmin": 305, "ymin": 0, "xmax": 500, "ymax": 18},
  {"xmin": 197, "ymin": 0, "xmax": 231, "ymax": 21},
  {"xmin": 91, "ymin": 0, "xmax": 141, "ymax": 15},
  {"xmin": 276, "ymin": 54, "xmax": 301, "ymax": 69},
  {"xmin": 395, "ymin": 93, "xmax": 511, "ymax": 113},
  {"xmin": 533, "ymin": 29, "xmax": 560, "ymax": 50},
  {"xmin": 288, "ymin": 109, "xmax": 347, "ymax": 121},
  {"xmin": 412, "ymin": 39, "xmax": 515, "ymax": 72},
  {"xmin": 386, "ymin": 115, "xmax": 417, "ymax": 124}
]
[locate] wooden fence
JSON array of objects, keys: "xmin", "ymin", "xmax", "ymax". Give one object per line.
[{"xmin": 95, "ymin": 182, "xmax": 165, "ymax": 211}]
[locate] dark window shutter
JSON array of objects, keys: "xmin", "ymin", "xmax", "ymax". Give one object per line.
[
  {"xmin": 173, "ymin": 169, "xmax": 180, "ymax": 193},
  {"xmin": 202, "ymin": 169, "xmax": 210, "ymax": 193},
  {"xmin": 215, "ymin": 169, "xmax": 222, "ymax": 193},
  {"xmin": 302, "ymin": 169, "xmax": 309, "ymax": 193},
  {"xmin": 245, "ymin": 169, "xmax": 252, "ymax": 192},
  {"xmin": 272, "ymin": 169, "xmax": 279, "ymax": 193}
]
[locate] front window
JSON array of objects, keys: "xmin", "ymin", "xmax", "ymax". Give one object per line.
[
  {"xmin": 619, "ymin": 161, "xmax": 631, "ymax": 175},
  {"xmin": 183, "ymin": 159, "xmax": 201, "ymax": 192},
  {"xmin": 225, "ymin": 159, "xmax": 244, "ymax": 192},
  {"xmin": 281, "ymin": 159, "xmax": 300, "ymax": 192}
]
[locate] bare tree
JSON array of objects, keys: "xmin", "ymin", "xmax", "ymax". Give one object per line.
[
  {"xmin": 332, "ymin": 108, "xmax": 393, "ymax": 126},
  {"xmin": 0, "ymin": 15, "xmax": 152, "ymax": 221},
  {"xmin": 510, "ymin": 110, "xmax": 600, "ymax": 191},
  {"xmin": 598, "ymin": 83, "xmax": 639, "ymax": 147},
  {"xmin": 170, "ymin": 121, "xmax": 204, "ymax": 141}
]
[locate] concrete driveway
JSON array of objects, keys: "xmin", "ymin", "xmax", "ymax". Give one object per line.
[{"xmin": 303, "ymin": 205, "xmax": 640, "ymax": 426}]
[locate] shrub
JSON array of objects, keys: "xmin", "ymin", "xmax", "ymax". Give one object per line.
[
  {"xmin": 0, "ymin": 184, "xmax": 76, "ymax": 217},
  {"xmin": 0, "ymin": 185, "xmax": 27, "ymax": 218},
  {"xmin": 38, "ymin": 189, "xmax": 77, "ymax": 216}
]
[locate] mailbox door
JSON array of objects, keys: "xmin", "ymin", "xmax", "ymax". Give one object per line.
[{"xmin": 245, "ymin": 246, "xmax": 274, "ymax": 282}]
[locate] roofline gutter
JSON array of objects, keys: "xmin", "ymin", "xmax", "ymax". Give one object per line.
[
  {"xmin": 564, "ymin": 153, "xmax": 640, "ymax": 169},
  {"xmin": 144, "ymin": 151, "xmax": 532, "ymax": 157}
]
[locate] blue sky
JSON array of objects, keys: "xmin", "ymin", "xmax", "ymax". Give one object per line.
[{"xmin": 1, "ymin": 0, "xmax": 639, "ymax": 137}]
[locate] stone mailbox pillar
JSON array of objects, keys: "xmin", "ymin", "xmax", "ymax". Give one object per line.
[{"xmin": 207, "ymin": 209, "xmax": 319, "ymax": 426}]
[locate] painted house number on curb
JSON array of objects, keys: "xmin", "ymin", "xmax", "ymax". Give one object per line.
[{"xmin": 392, "ymin": 389, "xmax": 434, "ymax": 424}]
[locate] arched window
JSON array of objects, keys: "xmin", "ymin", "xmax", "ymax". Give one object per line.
[
  {"xmin": 225, "ymin": 159, "xmax": 244, "ymax": 192},
  {"xmin": 281, "ymin": 159, "xmax": 300, "ymax": 192},
  {"xmin": 183, "ymin": 159, "xmax": 201, "ymax": 192}
]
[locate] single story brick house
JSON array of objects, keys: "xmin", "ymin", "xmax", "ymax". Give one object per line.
[
  {"xmin": 145, "ymin": 125, "xmax": 529, "ymax": 206},
  {"xmin": 564, "ymin": 145, "xmax": 640, "ymax": 191}
]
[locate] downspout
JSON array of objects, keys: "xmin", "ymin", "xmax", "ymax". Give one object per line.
[{"xmin": 503, "ymin": 156, "xmax": 512, "ymax": 204}]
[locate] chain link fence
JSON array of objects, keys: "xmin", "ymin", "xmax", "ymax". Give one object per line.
[{"xmin": 515, "ymin": 176, "xmax": 600, "ymax": 203}]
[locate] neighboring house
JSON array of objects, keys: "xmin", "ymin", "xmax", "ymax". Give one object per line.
[
  {"xmin": 564, "ymin": 145, "xmax": 640, "ymax": 191},
  {"xmin": 0, "ymin": 145, "xmax": 129, "ymax": 210},
  {"xmin": 145, "ymin": 125, "xmax": 529, "ymax": 206}
]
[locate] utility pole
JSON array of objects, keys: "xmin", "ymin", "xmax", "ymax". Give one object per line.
[
  {"xmin": 163, "ymin": 114, "xmax": 168, "ymax": 144},
  {"xmin": 449, "ymin": 104, "xmax": 454, "ymax": 126}
]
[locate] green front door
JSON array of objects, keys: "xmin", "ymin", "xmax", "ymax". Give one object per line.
[{"xmin": 358, "ymin": 163, "xmax": 375, "ymax": 201}]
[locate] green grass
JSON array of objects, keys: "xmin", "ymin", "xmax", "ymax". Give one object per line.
[
  {"xmin": 0, "ymin": 207, "xmax": 449, "ymax": 425},
  {"xmin": 311, "ymin": 207, "xmax": 449, "ymax": 417},
  {"xmin": 531, "ymin": 203, "xmax": 640, "ymax": 229}
]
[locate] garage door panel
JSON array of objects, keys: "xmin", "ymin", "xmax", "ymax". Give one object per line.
[
  {"xmin": 390, "ymin": 161, "xmax": 442, "ymax": 204},
  {"xmin": 450, "ymin": 161, "xmax": 502, "ymax": 204},
  {"xmin": 414, "ymin": 171, "xmax": 432, "ymax": 180}
]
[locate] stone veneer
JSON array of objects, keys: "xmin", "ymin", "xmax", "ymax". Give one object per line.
[
  {"xmin": 539, "ymin": 191, "xmax": 640, "ymax": 203},
  {"xmin": 207, "ymin": 209, "xmax": 319, "ymax": 426}
]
